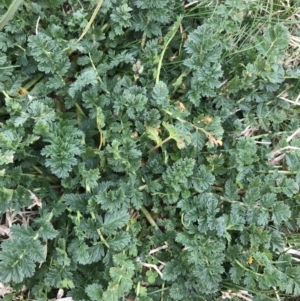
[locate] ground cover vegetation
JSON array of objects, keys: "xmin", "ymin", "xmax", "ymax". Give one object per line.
[{"xmin": 0, "ymin": 0, "xmax": 300, "ymax": 300}]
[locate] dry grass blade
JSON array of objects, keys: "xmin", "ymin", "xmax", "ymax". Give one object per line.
[
  {"xmin": 75, "ymin": 0, "xmax": 104, "ymax": 44},
  {"xmin": 27, "ymin": 190, "xmax": 43, "ymax": 209},
  {"xmin": 0, "ymin": 225, "xmax": 11, "ymax": 238},
  {"xmin": 49, "ymin": 297, "xmax": 74, "ymax": 301},
  {"xmin": 286, "ymin": 248, "xmax": 300, "ymax": 257},
  {"xmin": 221, "ymin": 289, "xmax": 253, "ymax": 301},
  {"xmin": 290, "ymin": 35, "xmax": 300, "ymax": 48},
  {"xmin": 279, "ymin": 96, "xmax": 300, "ymax": 106},
  {"xmin": 0, "ymin": 282, "xmax": 13, "ymax": 297}
]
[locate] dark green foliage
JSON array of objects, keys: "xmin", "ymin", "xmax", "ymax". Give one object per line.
[{"xmin": 0, "ymin": 0, "xmax": 299, "ymax": 300}]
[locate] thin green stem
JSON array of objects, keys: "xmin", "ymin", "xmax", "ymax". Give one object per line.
[
  {"xmin": 88, "ymin": 52, "xmax": 103, "ymax": 85},
  {"xmin": 140, "ymin": 206, "xmax": 159, "ymax": 230},
  {"xmin": 268, "ymin": 0, "xmax": 273, "ymax": 24},
  {"xmin": 160, "ymin": 281, "xmax": 165, "ymax": 301},
  {"xmin": 0, "ymin": 0, "xmax": 24, "ymax": 30},
  {"xmin": 163, "ymin": 109, "xmax": 210, "ymax": 136},
  {"xmin": 90, "ymin": 212, "xmax": 110, "ymax": 248},
  {"xmin": 148, "ymin": 287, "xmax": 170, "ymax": 295},
  {"xmin": 155, "ymin": 15, "xmax": 183, "ymax": 83},
  {"xmin": 2, "ymin": 91, "xmax": 11, "ymax": 99},
  {"xmin": 0, "ymin": 65, "xmax": 20, "ymax": 70},
  {"xmin": 23, "ymin": 74, "xmax": 44, "ymax": 90},
  {"xmin": 141, "ymin": 17, "xmax": 150, "ymax": 49},
  {"xmin": 75, "ymin": 103, "xmax": 86, "ymax": 124},
  {"xmin": 88, "ymin": 52, "xmax": 110, "ymax": 94},
  {"xmin": 234, "ymin": 259, "xmax": 262, "ymax": 277},
  {"xmin": 148, "ymin": 136, "xmax": 173, "ymax": 153}
]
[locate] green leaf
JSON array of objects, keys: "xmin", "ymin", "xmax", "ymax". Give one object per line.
[
  {"xmin": 163, "ymin": 122, "xmax": 188, "ymax": 149},
  {"xmin": 243, "ymin": 187, "xmax": 260, "ymax": 206},
  {"xmin": 0, "ymin": 239, "xmax": 38, "ymax": 283},
  {"xmin": 191, "ymin": 130, "xmax": 206, "ymax": 151},
  {"xmin": 0, "ymin": 186, "xmax": 13, "ymax": 213},
  {"xmin": 34, "ymin": 218, "xmax": 59, "ymax": 240},
  {"xmin": 27, "ymin": 240, "xmax": 45, "ymax": 263},
  {"xmin": 145, "ymin": 126, "xmax": 162, "ymax": 145},
  {"xmin": 144, "ymin": 109, "xmax": 161, "ymax": 127},
  {"xmin": 103, "ymin": 253, "xmax": 135, "ymax": 300},
  {"xmin": 99, "ymin": 210, "xmax": 130, "ymax": 235},
  {"xmin": 151, "ymin": 81, "xmax": 169, "ymax": 107},
  {"xmin": 192, "ymin": 165, "xmax": 215, "ymax": 191},
  {"xmin": 184, "ymin": 24, "xmax": 222, "ymax": 66},
  {"xmin": 28, "ymin": 33, "xmax": 70, "ymax": 75},
  {"xmin": 261, "ymin": 193, "xmax": 277, "ymax": 208},
  {"xmin": 255, "ymin": 24, "xmax": 289, "ymax": 57},
  {"xmin": 269, "ymin": 229, "xmax": 285, "ymax": 252},
  {"xmin": 85, "ymin": 283, "xmax": 103, "ymax": 301},
  {"xmin": 79, "ymin": 163, "xmax": 100, "ymax": 191},
  {"xmin": 225, "ymin": 180, "xmax": 239, "ymax": 201},
  {"xmin": 68, "ymin": 238, "xmax": 90, "ymax": 264},
  {"xmin": 163, "ymin": 259, "xmax": 183, "ymax": 281},
  {"xmin": 69, "ymin": 68, "xmax": 98, "ymax": 97},
  {"xmin": 169, "ymin": 283, "xmax": 189, "ymax": 300},
  {"xmin": 88, "ymin": 243, "xmax": 105, "ymax": 263},
  {"xmin": 257, "ymin": 210, "xmax": 270, "ymax": 226},
  {"xmin": 110, "ymin": 4, "xmax": 132, "ymax": 38},
  {"xmin": 107, "ymin": 232, "xmax": 131, "ymax": 251},
  {"xmin": 272, "ymin": 202, "xmax": 291, "ymax": 227},
  {"xmin": 229, "ymin": 264, "xmax": 244, "ymax": 284},
  {"xmin": 106, "ymin": 138, "xmax": 142, "ymax": 172},
  {"xmin": 162, "ymin": 158, "xmax": 195, "ymax": 197},
  {"xmin": 41, "ymin": 119, "xmax": 84, "ymax": 178},
  {"xmin": 235, "ymin": 137, "xmax": 258, "ymax": 165},
  {"xmin": 278, "ymin": 177, "xmax": 299, "ymax": 197},
  {"xmin": 286, "ymin": 152, "xmax": 300, "ymax": 172}
]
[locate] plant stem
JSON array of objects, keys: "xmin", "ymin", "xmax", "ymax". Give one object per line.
[
  {"xmin": 163, "ymin": 109, "xmax": 210, "ymax": 136},
  {"xmin": 88, "ymin": 52, "xmax": 110, "ymax": 94},
  {"xmin": 148, "ymin": 136, "xmax": 173, "ymax": 153},
  {"xmin": 234, "ymin": 259, "xmax": 262, "ymax": 277},
  {"xmin": 75, "ymin": 0, "xmax": 104, "ymax": 44},
  {"xmin": 90, "ymin": 212, "xmax": 110, "ymax": 248},
  {"xmin": 258, "ymin": 170, "xmax": 297, "ymax": 175},
  {"xmin": 155, "ymin": 15, "xmax": 183, "ymax": 83},
  {"xmin": 0, "ymin": 0, "xmax": 24, "ymax": 30},
  {"xmin": 24, "ymin": 74, "xmax": 44, "ymax": 90},
  {"xmin": 140, "ymin": 206, "xmax": 159, "ymax": 230}
]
